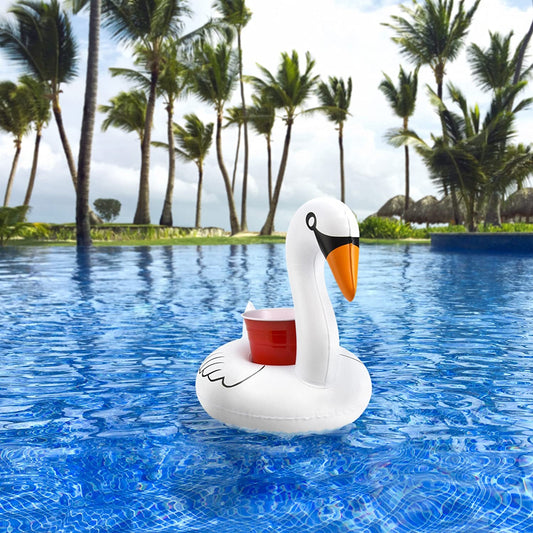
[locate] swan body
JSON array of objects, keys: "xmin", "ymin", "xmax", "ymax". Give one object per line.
[{"xmin": 196, "ymin": 197, "xmax": 372, "ymax": 433}]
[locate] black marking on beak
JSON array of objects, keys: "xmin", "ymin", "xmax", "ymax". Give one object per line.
[{"xmin": 306, "ymin": 212, "xmax": 359, "ymax": 259}]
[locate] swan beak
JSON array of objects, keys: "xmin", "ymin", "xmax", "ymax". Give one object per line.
[{"xmin": 327, "ymin": 243, "xmax": 359, "ymax": 302}]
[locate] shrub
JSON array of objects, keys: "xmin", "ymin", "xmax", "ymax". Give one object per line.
[
  {"xmin": 427, "ymin": 225, "xmax": 467, "ymax": 233},
  {"xmin": 359, "ymin": 216, "xmax": 415, "ymax": 239}
]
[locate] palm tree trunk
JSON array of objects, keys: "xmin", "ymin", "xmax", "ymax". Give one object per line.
[
  {"xmin": 195, "ymin": 161, "xmax": 203, "ymax": 228},
  {"xmin": 3, "ymin": 140, "xmax": 21, "ymax": 207},
  {"xmin": 215, "ymin": 109, "xmax": 240, "ymax": 234},
  {"xmin": 267, "ymin": 134, "xmax": 272, "ymax": 208},
  {"xmin": 403, "ymin": 116, "xmax": 410, "ymax": 216},
  {"xmin": 338, "ymin": 123, "xmax": 345, "ymax": 203},
  {"xmin": 23, "ymin": 129, "xmax": 42, "ymax": 206},
  {"xmin": 260, "ymin": 119, "xmax": 293, "ymax": 235},
  {"xmin": 466, "ymin": 194, "xmax": 476, "ymax": 232},
  {"xmin": 76, "ymin": 0, "xmax": 100, "ymax": 247},
  {"xmin": 134, "ymin": 70, "xmax": 157, "ymax": 225},
  {"xmin": 238, "ymin": 30, "xmax": 249, "ymax": 232},
  {"xmin": 404, "ymin": 145, "xmax": 410, "ymax": 216},
  {"xmin": 159, "ymin": 101, "xmax": 175, "ymax": 226},
  {"xmin": 231, "ymin": 123, "xmax": 241, "ymax": 193},
  {"xmin": 52, "ymin": 94, "xmax": 78, "ymax": 189},
  {"xmin": 484, "ymin": 191, "xmax": 501, "ymax": 226}
]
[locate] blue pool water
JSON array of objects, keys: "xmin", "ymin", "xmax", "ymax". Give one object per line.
[{"xmin": 0, "ymin": 244, "xmax": 531, "ymax": 532}]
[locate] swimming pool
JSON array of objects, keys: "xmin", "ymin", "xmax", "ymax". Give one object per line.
[{"xmin": 0, "ymin": 244, "xmax": 531, "ymax": 532}]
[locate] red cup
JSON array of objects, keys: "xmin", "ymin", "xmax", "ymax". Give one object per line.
[{"xmin": 242, "ymin": 308, "xmax": 296, "ymax": 365}]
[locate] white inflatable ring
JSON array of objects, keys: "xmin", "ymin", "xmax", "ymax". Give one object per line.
[{"xmin": 196, "ymin": 197, "xmax": 372, "ymax": 433}]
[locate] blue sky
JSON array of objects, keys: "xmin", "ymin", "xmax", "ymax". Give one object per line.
[{"xmin": 0, "ymin": 0, "xmax": 532, "ymax": 230}]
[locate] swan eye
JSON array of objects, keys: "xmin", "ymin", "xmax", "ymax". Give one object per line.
[
  {"xmin": 306, "ymin": 212, "xmax": 316, "ymax": 230},
  {"xmin": 306, "ymin": 210, "xmax": 359, "ymax": 259}
]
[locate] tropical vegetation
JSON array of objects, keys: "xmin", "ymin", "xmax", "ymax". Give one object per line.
[
  {"xmin": 0, "ymin": 0, "xmax": 531, "ymax": 247},
  {"xmin": 0, "ymin": 204, "xmax": 47, "ymax": 245},
  {"xmin": 383, "ymin": 0, "xmax": 532, "ymax": 231}
]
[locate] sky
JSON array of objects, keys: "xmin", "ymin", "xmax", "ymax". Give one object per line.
[{"xmin": 0, "ymin": 0, "xmax": 532, "ymax": 231}]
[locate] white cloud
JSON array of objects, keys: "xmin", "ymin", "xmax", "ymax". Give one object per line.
[{"xmin": 0, "ymin": 0, "xmax": 531, "ymax": 229}]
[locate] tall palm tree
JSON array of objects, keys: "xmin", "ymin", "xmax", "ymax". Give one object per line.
[
  {"xmin": 99, "ymin": 90, "xmax": 148, "ymax": 163},
  {"xmin": 248, "ymin": 92, "xmax": 275, "ymax": 208},
  {"xmin": 213, "ymin": 0, "xmax": 252, "ymax": 230},
  {"xmin": 19, "ymin": 75, "xmax": 51, "ymax": 207},
  {"xmin": 316, "ymin": 76, "xmax": 352, "ymax": 203},
  {"xmin": 379, "ymin": 66, "xmax": 418, "ymax": 217},
  {"xmin": 155, "ymin": 40, "xmax": 189, "ymax": 226},
  {"xmin": 69, "ymin": 0, "xmax": 101, "ymax": 246},
  {"xmin": 155, "ymin": 114, "xmax": 213, "ymax": 228},
  {"xmin": 103, "ymin": 0, "xmax": 192, "ymax": 225},
  {"xmin": 383, "ymin": 0, "xmax": 480, "ymax": 100},
  {"xmin": 0, "ymin": 0, "xmax": 79, "ymax": 187},
  {"xmin": 189, "ymin": 40, "xmax": 240, "ymax": 234},
  {"xmin": 0, "ymin": 81, "xmax": 32, "ymax": 207},
  {"xmin": 248, "ymin": 50, "xmax": 319, "ymax": 235}
]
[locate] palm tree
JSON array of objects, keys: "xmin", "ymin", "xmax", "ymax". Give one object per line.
[
  {"xmin": 248, "ymin": 50, "xmax": 319, "ymax": 235},
  {"xmin": 155, "ymin": 114, "xmax": 214, "ymax": 228},
  {"xmin": 213, "ymin": 0, "xmax": 252, "ymax": 230},
  {"xmin": 316, "ymin": 76, "xmax": 352, "ymax": 203},
  {"xmin": 69, "ymin": 0, "xmax": 101, "ymax": 246},
  {"xmin": 248, "ymin": 92, "xmax": 275, "ymax": 208},
  {"xmin": 99, "ymin": 90, "xmax": 148, "ymax": 164},
  {"xmin": 0, "ymin": 0, "xmax": 79, "ymax": 188},
  {"xmin": 19, "ymin": 75, "xmax": 51, "ymax": 207},
  {"xmin": 379, "ymin": 67, "xmax": 418, "ymax": 217},
  {"xmin": 189, "ymin": 40, "xmax": 240, "ymax": 234},
  {"xmin": 103, "ymin": 0, "xmax": 192, "ymax": 225},
  {"xmin": 391, "ymin": 83, "xmax": 533, "ymax": 231},
  {"xmin": 468, "ymin": 30, "xmax": 533, "ymax": 223},
  {"xmin": 384, "ymin": 0, "xmax": 480, "ymax": 224},
  {"xmin": 0, "ymin": 81, "xmax": 32, "ymax": 207},
  {"xmin": 383, "ymin": 0, "xmax": 480, "ymax": 100},
  {"xmin": 155, "ymin": 40, "xmax": 189, "ymax": 226}
]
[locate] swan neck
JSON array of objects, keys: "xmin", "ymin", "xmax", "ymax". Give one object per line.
[{"xmin": 289, "ymin": 251, "xmax": 339, "ymax": 387}]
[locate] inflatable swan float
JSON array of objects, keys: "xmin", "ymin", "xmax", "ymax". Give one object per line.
[{"xmin": 196, "ymin": 197, "xmax": 372, "ymax": 433}]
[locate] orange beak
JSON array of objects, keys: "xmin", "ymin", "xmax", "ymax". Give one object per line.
[{"xmin": 326, "ymin": 243, "xmax": 359, "ymax": 301}]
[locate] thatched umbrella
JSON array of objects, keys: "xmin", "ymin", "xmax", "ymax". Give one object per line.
[
  {"xmin": 502, "ymin": 188, "xmax": 533, "ymax": 222},
  {"xmin": 432, "ymin": 195, "xmax": 466, "ymax": 224},
  {"xmin": 405, "ymin": 195, "xmax": 439, "ymax": 224},
  {"xmin": 377, "ymin": 195, "xmax": 414, "ymax": 218}
]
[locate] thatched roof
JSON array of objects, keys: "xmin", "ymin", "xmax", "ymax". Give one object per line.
[
  {"xmin": 502, "ymin": 188, "xmax": 533, "ymax": 218},
  {"xmin": 376, "ymin": 195, "xmax": 413, "ymax": 217},
  {"xmin": 405, "ymin": 195, "xmax": 439, "ymax": 224},
  {"xmin": 431, "ymin": 195, "xmax": 466, "ymax": 224}
]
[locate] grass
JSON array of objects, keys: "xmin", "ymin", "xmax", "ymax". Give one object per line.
[
  {"xmin": 11, "ymin": 235, "xmax": 428, "ymax": 247},
  {"xmin": 7, "ymin": 219, "xmax": 532, "ymax": 248},
  {"xmin": 8, "ymin": 233, "xmax": 288, "ymax": 247}
]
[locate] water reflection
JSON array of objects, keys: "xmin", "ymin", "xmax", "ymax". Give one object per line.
[
  {"xmin": 134, "ymin": 246, "xmax": 154, "ymax": 300},
  {"xmin": 263, "ymin": 244, "xmax": 282, "ymax": 308}
]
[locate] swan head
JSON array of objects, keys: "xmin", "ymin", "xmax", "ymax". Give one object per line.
[{"xmin": 286, "ymin": 197, "xmax": 359, "ymax": 301}]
